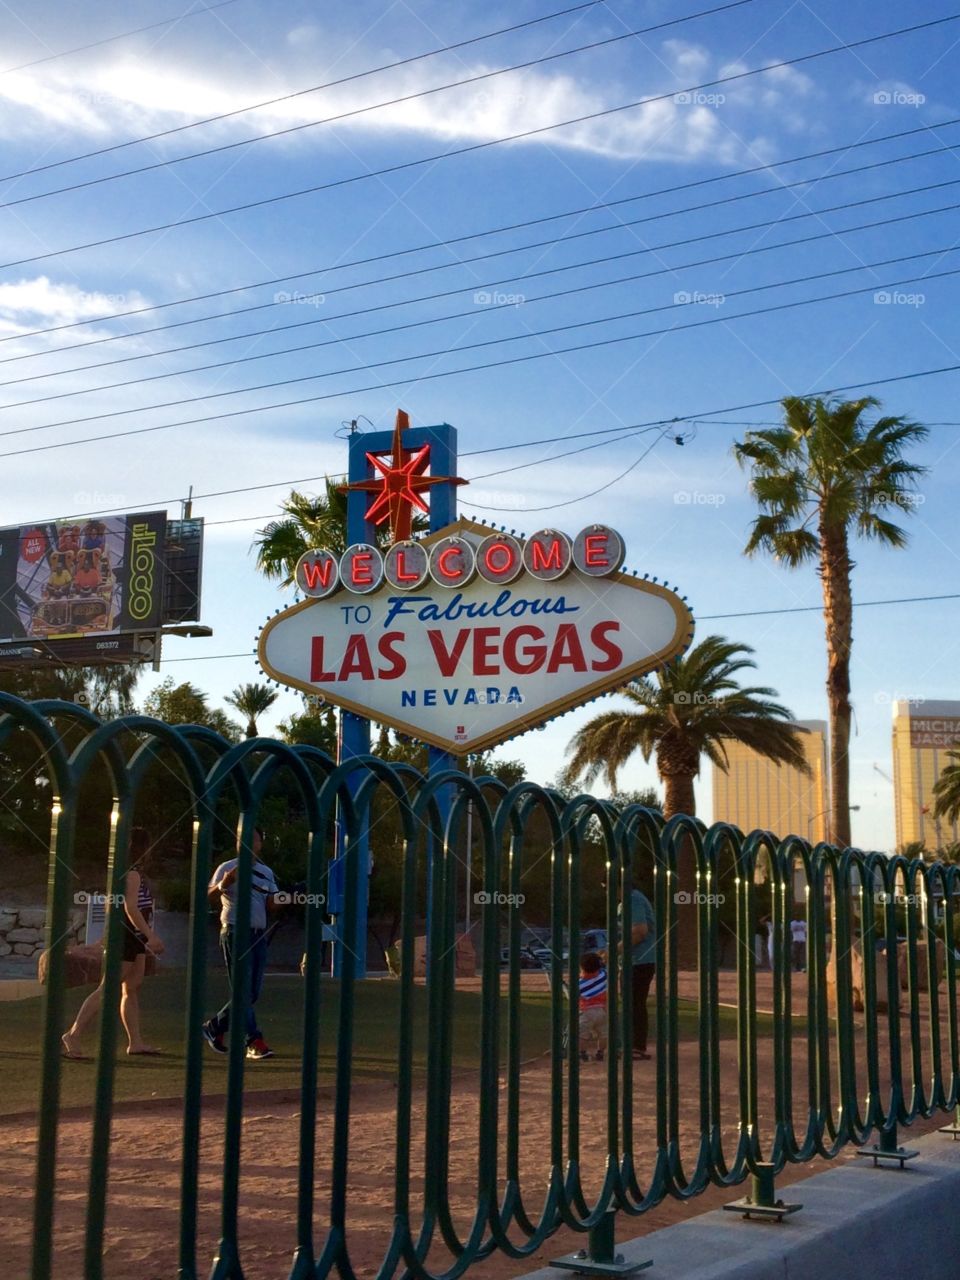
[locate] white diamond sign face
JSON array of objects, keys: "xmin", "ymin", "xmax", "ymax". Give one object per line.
[{"xmin": 258, "ymin": 520, "xmax": 693, "ymax": 754}]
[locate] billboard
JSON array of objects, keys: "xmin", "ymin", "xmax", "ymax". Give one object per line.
[
  {"xmin": 908, "ymin": 716, "xmax": 960, "ymax": 750},
  {"xmin": 258, "ymin": 519, "xmax": 693, "ymax": 754},
  {"xmin": 0, "ymin": 512, "xmax": 167, "ymax": 650}
]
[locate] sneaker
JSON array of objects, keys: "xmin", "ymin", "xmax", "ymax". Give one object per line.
[
  {"xmin": 246, "ymin": 1037, "xmax": 274, "ymax": 1060},
  {"xmin": 201, "ymin": 1021, "xmax": 227, "ymax": 1054}
]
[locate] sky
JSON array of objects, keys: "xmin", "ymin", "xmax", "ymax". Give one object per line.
[{"xmin": 0, "ymin": 0, "xmax": 958, "ymax": 852}]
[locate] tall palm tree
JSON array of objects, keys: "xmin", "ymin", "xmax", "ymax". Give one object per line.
[
  {"xmin": 934, "ymin": 747, "xmax": 960, "ymax": 826},
  {"xmin": 225, "ymin": 682, "xmax": 279, "ymax": 738},
  {"xmin": 562, "ymin": 635, "xmax": 808, "ymax": 815},
  {"xmin": 253, "ymin": 481, "xmax": 350, "ymax": 587},
  {"xmin": 735, "ymin": 396, "xmax": 927, "ymax": 846}
]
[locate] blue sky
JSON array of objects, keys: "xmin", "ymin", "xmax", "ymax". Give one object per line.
[{"xmin": 0, "ymin": 0, "xmax": 958, "ymax": 850}]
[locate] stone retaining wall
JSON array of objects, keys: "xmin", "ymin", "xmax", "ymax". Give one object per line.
[{"xmin": 0, "ymin": 906, "xmax": 85, "ymax": 960}]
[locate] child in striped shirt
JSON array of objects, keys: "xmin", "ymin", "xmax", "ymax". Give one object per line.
[{"xmin": 578, "ymin": 952, "xmax": 607, "ymax": 1062}]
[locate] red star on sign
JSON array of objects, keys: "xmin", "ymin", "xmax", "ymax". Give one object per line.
[{"xmin": 341, "ymin": 409, "xmax": 465, "ymax": 543}]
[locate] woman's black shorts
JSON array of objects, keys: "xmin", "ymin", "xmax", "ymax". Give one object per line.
[{"xmin": 122, "ymin": 924, "xmax": 148, "ymax": 962}]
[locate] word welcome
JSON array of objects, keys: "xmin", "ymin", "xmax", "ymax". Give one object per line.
[{"xmin": 295, "ymin": 525, "xmax": 624, "ymax": 598}]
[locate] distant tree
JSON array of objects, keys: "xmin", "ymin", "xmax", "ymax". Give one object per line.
[
  {"xmin": 225, "ymin": 682, "xmax": 279, "ymax": 738},
  {"xmin": 143, "ymin": 678, "xmax": 242, "ymax": 743},
  {"xmin": 278, "ymin": 702, "xmax": 337, "ymax": 756}
]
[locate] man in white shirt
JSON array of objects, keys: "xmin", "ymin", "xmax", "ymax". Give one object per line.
[
  {"xmin": 202, "ymin": 826, "xmax": 279, "ymax": 1060},
  {"xmin": 790, "ymin": 916, "xmax": 808, "ymax": 973}
]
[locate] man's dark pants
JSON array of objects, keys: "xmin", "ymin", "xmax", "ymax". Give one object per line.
[
  {"xmin": 210, "ymin": 927, "xmax": 267, "ymax": 1043},
  {"xmin": 632, "ymin": 962, "xmax": 656, "ymax": 1052}
]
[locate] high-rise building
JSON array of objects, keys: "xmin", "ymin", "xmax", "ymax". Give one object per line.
[
  {"xmin": 711, "ymin": 720, "xmax": 829, "ymax": 841},
  {"xmin": 892, "ymin": 700, "xmax": 960, "ymax": 850}
]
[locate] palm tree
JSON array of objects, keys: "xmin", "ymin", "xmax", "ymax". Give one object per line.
[
  {"xmin": 225, "ymin": 682, "xmax": 279, "ymax": 738},
  {"xmin": 253, "ymin": 481, "xmax": 350, "ymax": 587},
  {"xmin": 253, "ymin": 476, "xmax": 428, "ymax": 588},
  {"xmin": 562, "ymin": 635, "xmax": 808, "ymax": 816},
  {"xmin": 934, "ymin": 747, "xmax": 960, "ymax": 826},
  {"xmin": 735, "ymin": 396, "xmax": 927, "ymax": 847}
]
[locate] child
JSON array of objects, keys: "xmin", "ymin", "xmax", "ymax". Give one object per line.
[{"xmin": 578, "ymin": 951, "xmax": 607, "ymax": 1062}]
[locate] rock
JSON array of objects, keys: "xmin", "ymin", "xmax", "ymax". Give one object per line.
[
  {"xmin": 13, "ymin": 943, "xmax": 34, "ymax": 955},
  {"xmin": 16, "ymin": 908, "xmax": 47, "ymax": 929},
  {"xmin": 37, "ymin": 942, "xmax": 103, "ymax": 987},
  {"xmin": 0, "ymin": 912, "xmax": 16, "ymax": 932},
  {"xmin": 6, "ymin": 927, "xmax": 42, "ymax": 943},
  {"xmin": 0, "ymin": 941, "xmax": 10, "ymax": 957}
]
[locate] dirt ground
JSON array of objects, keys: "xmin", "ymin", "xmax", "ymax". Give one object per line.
[{"xmin": 4, "ymin": 989, "xmax": 953, "ymax": 1280}]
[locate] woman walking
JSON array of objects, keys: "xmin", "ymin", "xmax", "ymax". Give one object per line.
[{"xmin": 62, "ymin": 828, "xmax": 165, "ymax": 1058}]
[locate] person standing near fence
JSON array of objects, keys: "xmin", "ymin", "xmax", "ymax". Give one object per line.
[
  {"xmin": 202, "ymin": 826, "xmax": 279, "ymax": 1060},
  {"xmin": 61, "ymin": 827, "xmax": 165, "ymax": 1058},
  {"xmin": 578, "ymin": 952, "xmax": 608, "ymax": 1062},
  {"xmin": 619, "ymin": 885, "xmax": 656, "ymax": 1061},
  {"xmin": 790, "ymin": 914, "xmax": 807, "ymax": 972}
]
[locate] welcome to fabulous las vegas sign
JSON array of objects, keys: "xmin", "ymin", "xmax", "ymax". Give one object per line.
[{"xmin": 257, "ymin": 417, "xmax": 693, "ymax": 754}]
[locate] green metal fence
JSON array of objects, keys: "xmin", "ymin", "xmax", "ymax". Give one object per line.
[{"xmin": 6, "ymin": 692, "xmax": 959, "ymax": 1279}]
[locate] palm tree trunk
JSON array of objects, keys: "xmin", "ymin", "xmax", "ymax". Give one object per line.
[
  {"xmin": 246, "ymin": 719, "xmax": 257, "ymax": 739},
  {"xmin": 819, "ymin": 523, "xmax": 854, "ymax": 847},
  {"xmin": 661, "ymin": 769, "xmax": 699, "ymax": 970}
]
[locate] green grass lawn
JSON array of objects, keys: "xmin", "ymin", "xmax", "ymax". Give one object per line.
[{"xmin": 0, "ymin": 973, "xmax": 755, "ymax": 1117}]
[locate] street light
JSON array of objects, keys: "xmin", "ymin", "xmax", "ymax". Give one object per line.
[{"xmin": 807, "ymin": 805, "xmax": 860, "ymax": 842}]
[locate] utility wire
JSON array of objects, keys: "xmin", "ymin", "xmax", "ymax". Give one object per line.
[
  {"xmin": 0, "ymin": 244, "xmax": 956, "ymax": 438},
  {"xmin": 0, "ymin": 13, "xmax": 955, "ymax": 272},
  {"xmin": 1, "ymin": 0, "xmax": 243, "ymax": 74},
  {"xmin": 1, "ymin": 260, "xmax": 959, "ymax": 460},
  {"xmin": 3, "ymin": 178, "xmax": 957, "ymax": 403},
  {"xmin": 5, "ymin": 115, "xmax": 957, "ymax": 354},
  {"xmin": 0, "ymin": 1, "xmax": 762, "ymax": 209}
]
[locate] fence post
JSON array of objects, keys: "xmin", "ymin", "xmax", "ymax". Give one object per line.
[{"xmin": 552, "ymin": 1207, "xmax": 652, "ymax": 1275}]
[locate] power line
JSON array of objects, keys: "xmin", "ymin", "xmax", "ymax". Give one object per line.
[
  {"xmin": 1, "ymin": 245, "xmax": 956, "ymax": 440},
  {"xmin": 6, "ymin": 115, "xmax": 957, "ymax": 356},
  {"xmin": 0, "ymin": 13, "xmax": 955, "ymax": 272},
  {"xmin": 1, "ymin": 260, "xmax": 959, "ymax": 460},
  {"xmin": 700, "ymin": 594, "xmax": 960, "ymax": 620},
  {"xmin": 1, "ymin": 0, "xmax": 243, "ymax": 75},
  {"xmin": 4, "ymin": 179, "xmax": 958, "ymax": 404},
  {"xmin": 0, "ymin": 1, "xmax": 762, "ymax": 210}
]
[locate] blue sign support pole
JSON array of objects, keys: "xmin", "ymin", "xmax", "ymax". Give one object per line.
[{"xmin": 332, "ymin": 421, "xmax": 460, "ymax": 978}]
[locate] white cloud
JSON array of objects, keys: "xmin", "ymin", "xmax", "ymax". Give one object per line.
[
  {"xmin": 0, "ymin": 39, "xmax": 817, "ymax": 168},
  {"xmin": 0, "ymin": 276, "xmax": 151, "ymax": 339}
]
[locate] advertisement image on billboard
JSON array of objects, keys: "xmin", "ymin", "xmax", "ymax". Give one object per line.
[{"xmin": 0, "ymin": 512, "xmax": 167, "ymax": 649}]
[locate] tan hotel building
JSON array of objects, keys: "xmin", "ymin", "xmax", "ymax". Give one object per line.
[
  {"xmin": 892, "ymin": 699, "xmax": 960, "ymax": 850},
  {"xmin": 712, "ymin": 720, "xmax": 829, "ymax": 841}
]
